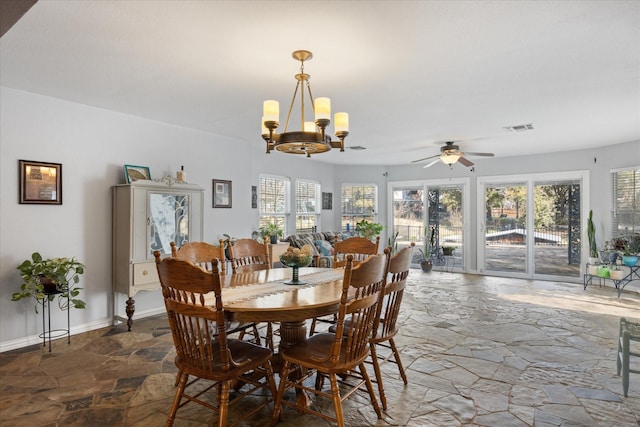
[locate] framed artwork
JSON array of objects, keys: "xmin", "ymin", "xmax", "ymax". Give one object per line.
[
  {"xmin": 322, "ymin": 192, "xmax": 333, "ymax": 210},
  {"xmin": 19, "ymin": 160, "xmax": 62, "ymax": 205},
  {"xmin": 251, "ymin": 185, "xmax": 258, "ymax": 209},
  {"xmin": 124, "ymin": 164, "xmax": 151, "ymax": 183},
  {"xmin": 213, "ymin": 179, "xmax": 232, "ymax": 208}
]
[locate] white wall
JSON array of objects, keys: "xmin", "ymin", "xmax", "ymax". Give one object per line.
[
  {"xmin": 1, "ymin": 86, "xmax": 638, "ymax": 351},
  {"xmin": 0, "ymin": 87, "xmax": 337, "ymax": 350}
]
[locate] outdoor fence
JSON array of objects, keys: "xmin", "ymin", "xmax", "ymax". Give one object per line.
[{"xmin": 393, "ymin": 224, "xmax": 569, "ymax": 247}]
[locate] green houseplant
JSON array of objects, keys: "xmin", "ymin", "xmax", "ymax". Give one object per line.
[
  {"xmin": 587, "ymin": 210, "xmax": 599, "ymax": 263},
  {"xmin": 12, "ymin": 252, "xmax": 86, "ymax": 312},
  {"xmin": 260, "ymin": 223, "xmax": 283, "ymax": 244},
  {"xmin": 418, "ymin": 226, "xmax": 434, "ymax": 272},
  {"xmin": 354, "ymin": 219, "xmax": 383, "ymax": 241}
]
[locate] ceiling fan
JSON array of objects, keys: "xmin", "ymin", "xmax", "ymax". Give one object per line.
[{"xmin": 411, "ymin": 141, "xmax": 495, "ymax": 168}]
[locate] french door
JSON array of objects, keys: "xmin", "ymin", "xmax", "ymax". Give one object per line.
[
  {"xmin": 390, "ymin": 178, "xmax": 469, "ymax": 270},
  {"xmin": 478, "ymin": 172, "xmax": 586, "ymax": 279}
]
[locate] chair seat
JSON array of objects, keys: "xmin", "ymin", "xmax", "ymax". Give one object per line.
[
  {"xmin": 176, "ymin": 338, "xmax": 272, "ymax": 381},
  {"xmin": 281, "ymin": 332, "xmax": 369, "ymax": 373}
]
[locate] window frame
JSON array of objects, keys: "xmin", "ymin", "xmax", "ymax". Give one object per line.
[
  {"xmin": 341, "ymin": 183, "xmax": 378, "ymax": 232},
  {"xmin": 295, "ymin": 179, "xmax": 321, "ymax": 233},
  {"xmin": 259, "ymin": 174, "xmax": 290, "ymax": 236},
  {"xmin": 612, "ymin": 166, "xmax": 640, "ymax": 236}
]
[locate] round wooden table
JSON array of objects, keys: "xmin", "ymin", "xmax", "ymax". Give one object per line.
[{"xmin": 219, "ymin": 267, "xmax": 343, "ymax": 352}]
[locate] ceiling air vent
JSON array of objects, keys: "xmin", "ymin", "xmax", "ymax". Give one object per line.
[
  {"xmin": 348, "ymin": 146, "xmax": 367, "ymax": 150},
  {"xmin": 503, "ymin": 123, "xmax": 534, "ymax": 132}
]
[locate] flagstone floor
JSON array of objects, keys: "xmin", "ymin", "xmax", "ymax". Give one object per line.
[{"xmin": 1, "ymin": 270, "xmax": 639, "ymax": 426}]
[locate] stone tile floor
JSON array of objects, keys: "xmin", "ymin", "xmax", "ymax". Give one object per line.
[{"xmin": 1, "ymin": 270, "xmax": 639, "ymax": 426}]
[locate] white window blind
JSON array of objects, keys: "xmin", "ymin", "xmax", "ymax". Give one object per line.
[
  {"xmin": 295, "ymin": 180, "xmax": 320, "ymax": 233},
  {"xmin": 612, "ymin": 167, "xmax": 640, "ymax": 235},
  {"xmin": 341, "ymin": 184, "xmax": 377, "ymax": 232},
  {"xmin": 259, "ymin": 175, "xmax": 289, "ymax": 235}
]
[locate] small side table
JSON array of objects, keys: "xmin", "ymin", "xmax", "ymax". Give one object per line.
[{"xmin": 40, "ymin": 288, "xmax": 70, "ymax": 352}]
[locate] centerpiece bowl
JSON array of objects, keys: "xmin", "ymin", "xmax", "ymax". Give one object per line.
[{"xmin": 279, "ymin": 253, "xmax": 313, "ymax": 285}]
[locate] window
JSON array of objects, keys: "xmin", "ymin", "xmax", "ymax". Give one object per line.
[
  {"xmin": 295, "ymin": 179, "xmax": 320, "ymax": 233},
  {"xmin": 613, "ymin": 167, "xmax": 640, "ymax": 236},
  {"xmin": 259, "ymin": 175, "xmax": 289, "ymax": 235},
  {"xmin": 341, "ymin": 184, "xmax": 377, "ymax": 232}
]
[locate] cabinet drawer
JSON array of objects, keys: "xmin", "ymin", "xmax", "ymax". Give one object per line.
[{"xmin": 133, "ymin": 262, "xmax": 159, "ymax": 286}]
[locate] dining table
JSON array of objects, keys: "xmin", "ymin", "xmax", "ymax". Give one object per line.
[
  {"xmin": 216, "ymin": 267, "xmax": 344, "ymax": 352},
  {"xmin": 213, "ymin": 266, "xmax": 345, "ymax": 409}
]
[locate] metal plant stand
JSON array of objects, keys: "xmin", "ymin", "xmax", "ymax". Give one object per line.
[{"xmin": 40, "ymin": 288, "xmax": 70, "ymax": 352}]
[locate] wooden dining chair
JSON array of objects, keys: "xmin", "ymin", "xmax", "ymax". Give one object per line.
[
  {"xmin": 332, "ymin": 235, "xmax": 380, "ymax": 268},
  {"xmin": 225, "ymin": 237, "xmax": 271, "ymax": 273},
  {"xmin": 369, "ymin": 242, "xmax": 414, "ymax": 410},
  {"xmin": 154, "ymin": 252, "xmax": 277, "ymax": 427},
  {"xmin": 170, "ymin": 241, "xmax": 261, "ymax": 343},
  {"xmin": 224, "ymin": 237, "xmax": 275, "ymax": 349},
  {"xmin": 308, "ymin": 235, "xmax": 381, "ymax": 336},
  {"xmin": 272, "ymin": 249, "xmax": 390, "ymax": 427}
]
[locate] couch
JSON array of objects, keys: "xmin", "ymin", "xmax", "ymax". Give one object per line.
[{"xmin": 281, "ymin": 231, "xmax": 349, "ymax": 267}]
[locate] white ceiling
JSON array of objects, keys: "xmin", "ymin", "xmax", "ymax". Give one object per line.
[{"xmin": 1, "ymin": 0, "xmax": 639, "ymax": 166}]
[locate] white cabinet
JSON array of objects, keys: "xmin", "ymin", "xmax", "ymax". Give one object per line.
[{"xmin": 112, "ymin": 180, "xmax": 204, "ymax": 329}]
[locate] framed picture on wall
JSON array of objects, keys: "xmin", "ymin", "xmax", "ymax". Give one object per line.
[
  {"xmin": 124, "ymin": 164, "xmax": 151, "ymax": 183},
  {"xmin": 322, "ymin": 192, "xmax": 333, "ymax": 210},
  {"xmin": 251, "ymin": 185, "xmax": 258, "ymax": 209},
  {"xmin": 19, "ymin": 160, "xmax": 63, "ymax": 205},
  {"xmin": 213, "ymin": 179, "xmax": 232, "ymax": 208}
]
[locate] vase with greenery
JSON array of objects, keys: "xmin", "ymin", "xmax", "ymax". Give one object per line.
[
  {"xmin": 354, "ymin": 219, "xmax": 383, "ymax": 241},
  {"xmin": 587, "ymin": 210, "xmax": 599, "ymax": 264},
  {"xmin": 260, "ymin": 223, "xmax": 283, "ymax": 244},
  {"xmin": 12, "ymin": 252, "xmax": 86, "ymax": 312}
]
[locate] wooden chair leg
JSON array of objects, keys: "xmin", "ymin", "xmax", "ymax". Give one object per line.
[
  {"xmin": 329, "ymin": 373, "xmax": 345, "ymax": 427},
  {"xmin": 272, "ymin": 361, "xmax": 291, "ymax": 424},
  {"xmin": 167, "ymin": 372, "xmax": 188, "ymax": 426},
  {"xmin": 174, "ymin": 368, "xmax": 183, "ymax": 386},
  {"xmin": 217, "ymin": 380, "xmax": 231, "ymax": 427},
  {"xmin": 369, "ymin": 343, "xmax": 387, "ymax": 410},
  {"xmin": 360, "ymin": 362, "xmax": 382, "ymax": 419},
  {"xmin": 389, "ymin": 338, "xmax": 408, "ymax": 384}
]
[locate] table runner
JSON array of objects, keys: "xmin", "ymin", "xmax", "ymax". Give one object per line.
[{"xmin": 222, "ymin": 269, "xmax": 342, "ymax": 304}]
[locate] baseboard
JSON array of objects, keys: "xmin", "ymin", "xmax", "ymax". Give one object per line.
[{"xmin": 0, "ymin": 307, "xmax": 166, "ymax": 353}]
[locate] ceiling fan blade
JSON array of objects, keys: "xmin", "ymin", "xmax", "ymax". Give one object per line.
[
  {"xmin": 463, "ymin": 152, "xmax": 494, "ymax": 157},
  {"xmin": 411, "ymin": 154, "xmax": 439, "ymax": 163},
  {"xmin": 422, "ymin": 159, "xmax": 441, "ymax": 169},
  {"xmin": 458, "ymin": 156, "xmax": 475, "ymax": 167}
]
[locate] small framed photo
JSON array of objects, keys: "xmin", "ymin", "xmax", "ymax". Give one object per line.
[
  {"xmin": 213, "ymin": 179, "xmax": 232, "ymax": 208},
  {"xmin": 19, "ymin": 160, "xmax": 62, "ymax": 205},
  {"xmin": 251, "ymin": 185, "xmax": 258, "ymax": 209},
  {"xmin": 124, "ymin": 164, "xmax": 151, "ymax": 183},
  {"xmin": 322, "ymin": 192, "xmax": 333, "ymax": 210}
]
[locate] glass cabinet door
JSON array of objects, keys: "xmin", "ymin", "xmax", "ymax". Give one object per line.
[{"xmin": 148, "ymin": 192, "xmax": 190, "ymax": 256}]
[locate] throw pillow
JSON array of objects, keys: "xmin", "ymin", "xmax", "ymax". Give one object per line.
[{"xmin": 315, "ymin": 240, "xmax": 334, "ymax": 256}]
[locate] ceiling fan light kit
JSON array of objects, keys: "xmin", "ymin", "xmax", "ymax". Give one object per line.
[
  {"xmin": 412, "ymin": 141, "xmax": 494, "ymax": 169},
  {"xmin": 261, "ymin": 50, "xmax": 349, "ymax": 158}
]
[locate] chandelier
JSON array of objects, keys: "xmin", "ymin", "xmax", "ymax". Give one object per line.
[{"xmin": 262, "ymin": 50, "xmax": 349, "ymax": 157}]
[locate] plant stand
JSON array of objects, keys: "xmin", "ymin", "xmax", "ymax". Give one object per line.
[{"xmin": 39, "ymin": 288, "xmax": 70, "ymax": 352}]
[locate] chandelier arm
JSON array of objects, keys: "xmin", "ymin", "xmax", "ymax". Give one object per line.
[{"xmin": 284, "ymin": 80, "xmax": 302, "ymax": 133}]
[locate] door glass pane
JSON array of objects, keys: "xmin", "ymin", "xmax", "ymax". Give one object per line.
[
  {"xmin": 429, "ymin": 185, "xmax": 464, "ymax": 269},
  {"xmin": 149, "ymin": 193, "xmax": 189, "ymax": 256},
  {"xmin": 533, "ymin": 181, "xmax": 581, "ymax": 277},
  {"xmin": 392, "ymin": 187, "xmax": 423, "ymax": 261},
  {"xmin": 484, "ymin": 183, "xmax": 527, "ymax": 273}
]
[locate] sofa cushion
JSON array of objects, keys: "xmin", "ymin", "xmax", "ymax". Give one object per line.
[{"xmin": 315, "ymin": 239, "xmax": 334, "ymax": 256}]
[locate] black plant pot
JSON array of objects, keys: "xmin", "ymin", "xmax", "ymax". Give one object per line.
[{"xmin": 420, "ymin": 260, "xmax": 433, "ymax": 272}]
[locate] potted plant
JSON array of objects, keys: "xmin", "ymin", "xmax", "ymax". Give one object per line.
[
  {"xmin": 12, "ymin": 252, "xmax": 86, "ymax": 312},
  {"xmin": 587, "ymin": 210, "xmax": 599, "ymax": 265},
  {"xmin": 418, "ymin": 226, "xmax": 434, "ymax": 272},
  {"xmin": 387, "ymin": 231, "xmax": 399, "ymax": 255},
  {"xmin": 621, "ymin": 233, "xmax": 640, "ymax": 267},
  {"xmin": 442, "ymin": 246, "xmax": 456, "ymax": 256},
  {"xmin": 260, "ymin": 223, "xmax": 283, "ymax": 244},
  {"xmin": 354, "ymin": 219, "xmax": 383, "ymax": 241}
]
